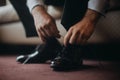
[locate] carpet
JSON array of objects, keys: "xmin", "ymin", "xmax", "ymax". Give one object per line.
[{"xmin": 0, "ymin": 55, "xmax": 120, "ymax": 80}]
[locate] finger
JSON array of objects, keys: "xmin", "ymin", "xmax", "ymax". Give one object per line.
[
  {"xmin": 81, "ymin": 38, "xmax": 87, "ymax": 45},
  {"xmin": 40, "ymin": 27, "xmax": 49, "ymax": 38},
  {"xmin": 36, "ymin": 29, "xmax": 42, "ymax": 40},
  {"xmin": 44, "ymin": 26, "xmax": 60, "ymax": 38},
  {"xmin": 76, "ymin": 34, "xmax": 87, "ymax": 45},
  {"xmin": 64, "ymin": 29, "xmax": 72, "ymax": 46},
  {"xmin": 42, "ymin": 25, "xmax": 53, "ymax": 38},
  {"xmin": 69, "ymin": 32, "xmax": 79, "ymax": 45},
  {"xmin": 38, "ymin": 28, "xmax": 47, "ymax": 42},
  {"xmin": 75, "ymin": 33, "xmax": 83, "ymax": 45},
  {"xmin": 49, "ymin": 23, "xmax": 61, "ymax": 38},
  {"xmin": 51, "ymin": 22, "xmax": 60, "ymax": 33},
  {"xmin": 50, "ymin": 28, "xmax": 61, "ymax": 38},
  {"xmin": 54, "ymin": 32, "xmax": 61, "ymax": 38}
]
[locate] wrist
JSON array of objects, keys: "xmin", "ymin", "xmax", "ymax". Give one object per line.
[
  {"xmin": 83, "ymin": 9, "xmax": 101, "ymax": 24},
  {"xmin": 31, "ymin": 5, "xmax": 55, "ymax": 24},
  {"xmin": 31, "ymin": 5, "xmax": 47, "ymax": 17}
]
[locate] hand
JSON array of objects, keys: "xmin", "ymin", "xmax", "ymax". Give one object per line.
[
  {"xmin": 32, "ymin": 6, "xmax": 61, "ymax": 42},
  {"xmin": 64, "ymin": 9, "xmax": 100, "ymax": 46},
  {"xmin": 64, "ymin": 18, "xmax": 94, "ymax": 46}
]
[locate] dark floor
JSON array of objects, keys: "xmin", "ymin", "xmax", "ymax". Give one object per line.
[{"xmin": 0, "ymin": 55, "xmax": 120, "ymax": 80}]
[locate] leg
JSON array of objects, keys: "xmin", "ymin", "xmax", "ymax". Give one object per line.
[
  {"xmin": 61, "ymin": 0, "xmax": 88, "ymax": 30},
  {"xmin": 9, "ymin": 0, "xmax": 38, "ymax": 37},
  {"xmin": 51, "ymin": 0, "xmax": 89, "ymax": 71},
  {"xmin": 10, "ymin": 0, "xmax": 62, "ymax": 63}
]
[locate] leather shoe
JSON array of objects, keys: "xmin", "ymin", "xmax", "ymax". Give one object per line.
[
  {"xmin": 16, "ymin": 38, "xmax": 62, "ymax": 64},
  {"xmin": 50, "ymin": 44, "xmax": 83, "ymax": 71}
]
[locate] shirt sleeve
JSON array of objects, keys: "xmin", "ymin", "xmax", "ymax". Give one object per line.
[
  {"xmin": 88, "ymin": 0, "xmax": 109, "ymax": 15},
  {"xmin": 27, "ymin": 0, "xmax": 44, "ymax": 12}
]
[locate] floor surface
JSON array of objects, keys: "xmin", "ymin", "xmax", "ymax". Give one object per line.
[{"xmin": 0, "ymin": 55, "xmax": 120, "ymax": 80}]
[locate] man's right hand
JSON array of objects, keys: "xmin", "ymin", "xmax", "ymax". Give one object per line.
[{"xmin": 32, "ymin": 6, "xmax": 61, "ymax": 42}]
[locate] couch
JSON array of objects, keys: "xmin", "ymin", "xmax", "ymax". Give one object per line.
[{"xmin": 0, "ymin": 0, "xmax": 120, "ymax": 45}]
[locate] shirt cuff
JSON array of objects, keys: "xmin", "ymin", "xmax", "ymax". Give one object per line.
[
  {"xmin": 27, "ymin": 0, "xmax": 44, "ymax": 12},
  {"xmin": 88, "ymin": 0, "xmax": 109, "ymax": 16}
]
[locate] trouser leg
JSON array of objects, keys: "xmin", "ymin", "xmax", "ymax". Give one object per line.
[
  {"xmin": 61, "ymin": 0, "xmax": 89, "ymax": 30},
  {"xmin": 9, "ymin": 0, "xmax": 38, "ymax": 37}
]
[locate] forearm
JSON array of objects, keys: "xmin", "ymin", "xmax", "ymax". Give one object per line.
[
  {"xmin": 27, "ymin": 0, "xmax": 50, "ymax": 21},
  {"xmin": 31, "ymin": 5, "xmax": 47, "ymax": 18}
]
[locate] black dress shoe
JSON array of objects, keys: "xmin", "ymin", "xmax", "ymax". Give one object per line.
[
  {"xmin": 16, "ymin": 38, "xmax": 62, "ymax": 64},
  {"xmin": 50, "ymin": 44, "xmax": 83, "ymax": 71}
]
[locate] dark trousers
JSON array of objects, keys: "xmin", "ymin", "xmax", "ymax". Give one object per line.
[
  {"xmin": 10, "ymin": 0, "xmax": 38, "ymax": 37},
  {"xmin": 10, "ymin": 0, "xmax": 88, "ymax": 37}
]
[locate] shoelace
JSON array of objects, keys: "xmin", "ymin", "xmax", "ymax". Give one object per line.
[
  {"xmin": 55, "ymin": 45, "xmax": 82, "ymax": 63},
  {"xmin": 56, "ymin": 46, "xmax": 70, "ymax": 58}
]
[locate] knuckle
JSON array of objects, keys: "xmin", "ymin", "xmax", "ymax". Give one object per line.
[
  {"xmin": 69, "ymin": 40, "xmax": 74, "ymax": 44},
  {"xmin": 42, "ymin": 25, "xmax": 48, "ymax": 29},
  {"xmin": 70, "ymin": 27, "xmax": 73, "ymax": 31},
  {"xmin": 46, "ymin": 18, "xmax": 53, "ymax": 24},
  {"xmin": 75, "ymin": 30, "xmax": 80, "ymax": 35},
  {"xmin": 40, "ymin": 26, "xmax": 43, "ymax": 30}
]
